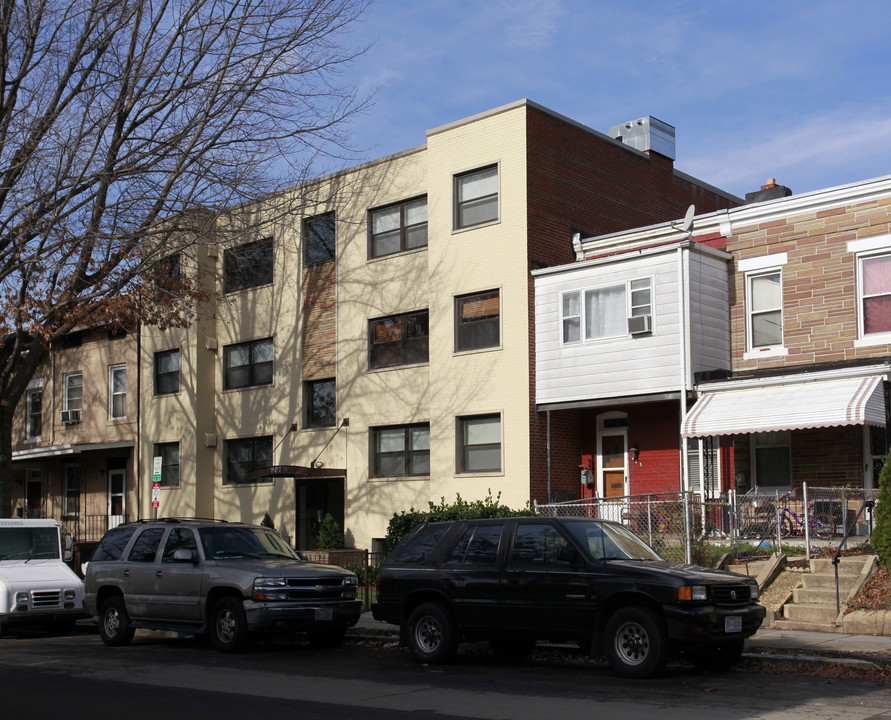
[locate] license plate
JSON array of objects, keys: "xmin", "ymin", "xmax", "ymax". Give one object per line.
[
  {"xmin": 315, "ymin": 608, "xmax": 333, "ymax": 621},
  {"xmin": 725, "ymin": 616, "xmax": 742, "ymax": 633}
]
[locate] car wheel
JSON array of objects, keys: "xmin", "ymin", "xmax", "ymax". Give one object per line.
[
  {"xmin": 604, "ymin": 606, "xmax": 668, "ymax": 679},
  {"xmin": 209, "ymin": 596, "xmax": 249, "ymax": 653},
  {"xmin": 99, "ymin": 596, "xmax": 135, "ymax": 647},
  {"xmin": 307, "ymin": 628, "xmax": 346, "ymax": 648},
  {"xmin": 406, "ymin": 602, "xmax": 458, "ymax": 664},
  {"xmin": 685, "ymin": 638, "xmax": 745, "ymax": 671}
]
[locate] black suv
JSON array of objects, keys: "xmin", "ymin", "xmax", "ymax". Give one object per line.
[
  {"xmin": 84, "ymin": 518, "xmax": 362, "ymax": 652},
  {"xmin": 372, "ymin": 516, "xmax": 765, "ymax": 678}
]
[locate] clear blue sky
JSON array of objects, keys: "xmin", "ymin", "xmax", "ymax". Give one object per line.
[{"xmin": 339, "ymin": 0, "xmax": 891, "ymax": 200}]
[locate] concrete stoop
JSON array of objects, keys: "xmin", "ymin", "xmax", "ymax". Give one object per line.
[{"xmin": 771, "ymin": 555, "xmax": 880, "ymax": 634}]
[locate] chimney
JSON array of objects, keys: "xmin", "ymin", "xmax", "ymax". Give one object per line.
[
  {"xmin": 608, "ymin": 116, "xmax": 676, "ymax": 160},
  {"xmin": 745, "ymin": 178, "xmax": 792, "ymax": 204}
]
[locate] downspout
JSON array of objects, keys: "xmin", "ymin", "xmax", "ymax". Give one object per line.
[
  {"xmin": 546, "ymin": 410, "xmax": 552, "ymax": 504},
  {"xmin": 677, "ymin": 246, "xmax": 691, "ymax": 493}
]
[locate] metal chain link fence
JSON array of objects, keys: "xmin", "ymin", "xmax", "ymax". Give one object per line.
[{"xmin": 535, "ymin": 483, "xmax": 878, "ymax": 565}]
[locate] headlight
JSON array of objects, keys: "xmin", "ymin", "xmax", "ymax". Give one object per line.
[
  {"xmin": 677, "ymin": 585, "xmax": 707, "ymax": 601},
  {"xmin": 342, "ymin": 576, "xmax": 358, "ymax": 587},
  {"xmin": 15, "ymin": 591, "xmax": 29, "ymax": 605},
  {"xmin": 254, "ymin": 577, "xmax": 287, "ymax": 588},
  {"xmin": 749, "ymin": 583, "xmax": 759, "ymax": 601},
  {"xmin": 64, "ymin": 589, "xmax": 77, "ymax": 601},
  {"xmin": 253, "ymin": 577, "xmax": 288, "ymax": 601}
]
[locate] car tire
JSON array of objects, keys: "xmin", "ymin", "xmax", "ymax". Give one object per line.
[
  {"xmin": 307, "ymin": 628, "xmax": 346, "ymax": 648},
  {"xmin": 604, "ymin": 606, "xmax": 668, "ymax": 679},
  {"xmin": 685, "ymin": 638, "xmax": 745, "ymax": 671},
  {"xmin": 98, "ymin": 596, "xmax": 135, "ymax": 647},
  {"xmin": 406, "ymin": 602, "xmax": 458, "ymax": 664},
  {"xmin": 209, "ymin": 596, "xmax": 249, "ymax": 653}
]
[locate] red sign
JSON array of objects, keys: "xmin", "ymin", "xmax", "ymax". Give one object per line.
[{"xmin": 151, "ymin": 481, "xmax": 161, "ymax": 509}]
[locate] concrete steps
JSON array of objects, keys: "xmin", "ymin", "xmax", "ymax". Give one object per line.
[{"xmin": 771, "ymin": 555, "xmax": 878, "ymax": 633}]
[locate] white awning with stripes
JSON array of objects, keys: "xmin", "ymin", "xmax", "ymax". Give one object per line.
[{"xmin": 681, "ymin": 375, "xmax": 885, "ymax": 438}]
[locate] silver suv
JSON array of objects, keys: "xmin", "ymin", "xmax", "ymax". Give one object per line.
[{"xmin": 83, "ymin": 518, "xmax": 361, "ymax": 652}]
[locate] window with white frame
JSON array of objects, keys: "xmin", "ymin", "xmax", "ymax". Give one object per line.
[
  {"xmin": 859, "ymin": 252, "xmax": 891, "ymax": 336},
  {"xmin": 26, "ymin": 387, "xmax": 42, "ymax": 440},
  {"xmin": 457, "ymin": 414, "xmax": 502, "ymax": 473},
  {"xmin": 109, "ymin": 365, "xmax": 126, "ymax": 419},
  {"xmin": 63, "ymin": 466, "xmax": 80, "ymax": 515},
  {"xmin": 747, "ymin": 270, "xmax": 783, "ymax": 349},
  {"xmin": 560, "ymin": 277, "xmax": 652, "ymax": 344},
  {"xmin": 65, "ymin": 372, "xmax": 83, "ymax": 411}
]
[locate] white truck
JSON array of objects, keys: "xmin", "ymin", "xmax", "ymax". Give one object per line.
[{"xmin": 0, "ymin": 519, "xmax": 85, "ymax": 635}]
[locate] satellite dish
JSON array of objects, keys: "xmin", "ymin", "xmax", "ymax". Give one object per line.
[{"xmin": 681, "ymin": 204, "xmax": 695, "ymax": 235}]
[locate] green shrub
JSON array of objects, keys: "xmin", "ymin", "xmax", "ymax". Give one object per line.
[
  {"xmin": 317, "ymin": 513, "xmax": 345, "ymax": 549},
  {"xmin": 385, "ymin": 490, "xmax": 534, "ymax": 549},
  {"xmin": 873, "ymin": 451, "xmax": 891, "ymax": 564}
]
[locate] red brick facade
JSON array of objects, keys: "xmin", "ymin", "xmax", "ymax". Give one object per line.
[{"xmin": 524, "ymin": 106, "xmax": 741, "ymax": 503}]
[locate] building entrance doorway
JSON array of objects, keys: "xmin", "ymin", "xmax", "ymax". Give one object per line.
[{"xmin": 295, "ymin": 478, "xmax": 345, "ymax": 551}]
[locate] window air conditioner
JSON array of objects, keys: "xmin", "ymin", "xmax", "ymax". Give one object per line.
[
  {"xmin": 628, "ymin": 315, "xmax": 653, "ymax": 335},
  {"xmin": 60, "ymin": 409, "xmax": 82, "ymax": 424}
]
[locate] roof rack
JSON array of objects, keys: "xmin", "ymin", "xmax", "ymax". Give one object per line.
[{"xmin": 131, "ymin": 517, "xmax": 237, "ymax": 525}]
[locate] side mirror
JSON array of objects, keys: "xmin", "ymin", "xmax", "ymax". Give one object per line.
[
  {"xmin": 173, "ymin": 548, "xmax": 198, "ymax": 564},
  {"xmin": 63, "ymin": 535, "xmax": 73, "ymax": 562}
]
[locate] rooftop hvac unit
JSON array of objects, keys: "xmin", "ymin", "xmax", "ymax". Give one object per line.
[{"xmin": 628, "ymin": 315, "xmax": 652, "ymax": 335}]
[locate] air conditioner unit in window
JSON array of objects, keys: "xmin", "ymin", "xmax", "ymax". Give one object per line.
[
  {"xmin": 60, "ymin": 409, "xmax": 82, "ymax": 424},
  {"xmin": 628, "ymin": 315, "xmax": 653, "ymax": 335}
]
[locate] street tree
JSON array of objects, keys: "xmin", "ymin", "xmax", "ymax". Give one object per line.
[{"xmin": 0, "ymin": 0, "xmax": 371, "ymax": 514}]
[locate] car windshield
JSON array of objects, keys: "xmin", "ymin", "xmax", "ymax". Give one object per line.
[
  {"xmin": 199, "ymin": 526, "xmax": 301, "ymax": 560},
  {"xmin": 0, "ymin": 527, "xmax": 60, "ymax": 561},
  {"xmin": 564, "ymin": 521, "xmax": 663, "ymax": 562}
]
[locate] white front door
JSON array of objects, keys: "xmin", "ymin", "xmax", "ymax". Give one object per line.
[{"xmin": 108, "ymin": 469, "xmax": 126, "ymax": 529}]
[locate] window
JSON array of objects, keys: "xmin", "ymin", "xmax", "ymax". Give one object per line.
[
  {"xmin": 153, "ymin": 253, "xmax": 182, "ymax": 295},
  {"xmin": 127, "ymin": 527, "xmax": 165, "ymax": 563},
  {"xmin": 747, "ymin": 270, "xmax": 783, "ymax": 348},
  {"xmin": 458, "ymin": 414, "xmax": 501, "ymax": 473},
  {"xmin": 686, "ymin": 436, "xmax": 719, "ymax": 495},
  {"xmin": 109, "ymin": 365, "xmax": 126, "ymax": 419},
  {"xmin": 585, "ymin": 284, "xmax": 626, "ymax": 339},
  {"xmin": 304, "ymin": 213, "xmax": 336, "ymax": 266},
  {"xmin": 223, "ymin": 237, "xmax": 273, "ymax": 293},
  {"xmin": 445, "ymin": 525, "xmax": 502, "ymax": 565},
  {"xmin": 372, "ymin": 424, "xmax": 430, "ymax": 477},
  {"xmin": 154, "ymin": 442, "xmax": 180, "ymax": 488},
  {"xmin": 64, "ymin": 373, "xmax": 83, "ymax": 411},
  {"xmin": 161, "ymin": 528, "xmax": 197, "ymax": 562},
  {"xmin": 224, "ymin": 338, "xmax": 273, "ymax": 389},
  {"xmin": 154, "ymin": 349, "xmax": 180, "ymax": 395},
  {"xmin": 509, "ymin": 524, "xmax": 571, "ymax": 569},
  {"xmin": 562, "ymin": 292, "xmax": 581, "ymax": 343},
  {"xmin": 26, "ymin": 388, "xmax": 42, "ymax": 440},
  {"xmin": 560, "ymin": 278, "xmax": 653, "ymax": 344},
  {"xmin": 90, "ymin": 524, "xmax": 137, "ymax": 561},
  {"xmin": 370, "ymin": 197, "xmax": 427, "ymax": 258},
  {"xmin": 753, "ymin": 431, "xmax": 791, "ymax": 488},
  {"xmin": 860, "ymin": 253, "xmax": 891, "ymax": 335},
  {"xmin": 455, "ymin": 165, "xmax": 498, "ymax": 229},
  {"xmin": 370, "ymin": 311, "xmax": 429, "ymax": 368},
  {"xmin": 455, "ymin": 290, "xmax": 500, "ymax": 351},
  {"xmin": 306, "ymin": 378, "xmax": 336, "ymax": 427},
  {"xmin": 63, "ymin": 466, "xmax": 80, "ymax": 515},
  {"xmin": 225, "ymin": 436, "xmax": 273, "ymax": 484}
]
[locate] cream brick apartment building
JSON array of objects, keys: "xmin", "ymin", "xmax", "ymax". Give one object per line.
[{"xmin": 13, "ymin": 100, "xmax": 739, "ymax": 552}]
